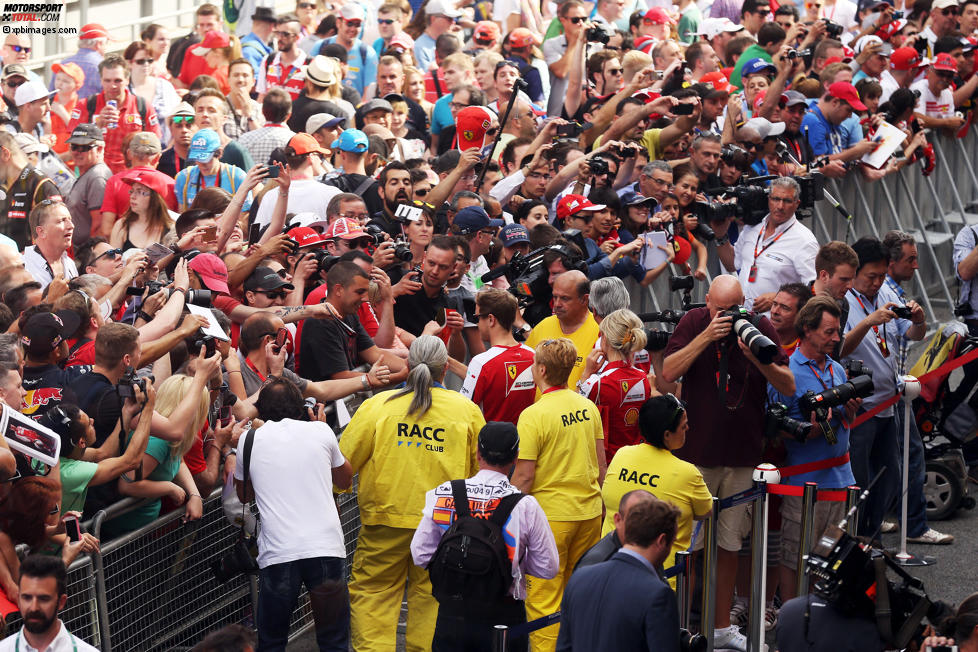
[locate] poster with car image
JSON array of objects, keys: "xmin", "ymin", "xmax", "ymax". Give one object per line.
[{"xmin": 2, "ymin": 405, "xmax": 60, "ymax": 468}]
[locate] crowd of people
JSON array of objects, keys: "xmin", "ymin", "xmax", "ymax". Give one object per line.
[{"xmin": 0, "ymin": 0, "xmax": 975, "ymax": 648}]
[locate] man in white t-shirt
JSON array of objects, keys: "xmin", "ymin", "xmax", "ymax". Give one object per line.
[
  {"xmin": 235, "ymin": 376, "xmax": 353, "ymax": 651},
  {"xmin": 254, "ymin": 132, "xmax": 340, "ymax": 227},
  {"xmin": 911, "ymin": 52, "xmax": 967, "ymax": 131}
]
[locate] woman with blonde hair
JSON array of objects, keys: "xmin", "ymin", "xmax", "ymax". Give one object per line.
[
  {"xmin": 111, "ymin": 169, "xmax": 176, "ymax": 252},
  {"xmin": 402, "ymin": 65, "xmax": 434, "ymax": 123},
  {"xmin": 579, "ymin": 309, "xmax": 654, "ymax": 458},
  {"xmin": 108, "ymin": 374, "xmax": 209, "ymax": 536}
]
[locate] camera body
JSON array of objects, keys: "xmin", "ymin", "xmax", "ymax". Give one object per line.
[
  {"xmin": 588, "ymin": 157, "xmax": 610, "ymax": 178},
  {"xmin": 556, "ymin": 122, "xmax": 584, "ymax": 139},
  {"xmin": 721, "ymin": 307, "xmax": 778, "ymax": 364},
  {"xmin": 585, "ymin": 23, "xmax": 611, "ymax": 43},
  {"xmin": 798, "ymin": 374, "xmax": 875, "ymax": 444},
  {"xmin": 125, "ymin": 281, "xmax": 212, "ymax": 308},
  {"xmin": 692, "ymin": 199, "xmax": 737, "ymax": 225},
  {"xmin": 822, "ymin": 18, "xmax": 844, "ymax": 38},
  {"xmin": 117, "ymin": 368, "xmax": 155, "ymax": 400},
  {"xmin": 211, "ymin": 539, "xmax": 258, "ymax": 583},
  {"xmin": 765, "ymin": 402, "xmax": 813, "ymax": 443},
  {"xmin": 891, "ymin": 304, "xmax": 913, "ymax": 320},
  {"xmin": 842, "ymin": 358, "xmax": 872, "ymax": 380}
]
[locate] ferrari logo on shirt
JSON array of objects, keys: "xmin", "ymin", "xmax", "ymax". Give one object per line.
[
  {"xmin": 505, "ymin": 362, "xmax": 534, "ymax": 396},
  {"xmin": 507, "ymin": 363, "xmax": 517, "ymax": 380},
  {"xmin": 621, "ymin": 381, "xmax": 630, "ymax": 393},
  {"xmin": 464, "ymin": 130, "xmax": 474, "ymax": 141}
]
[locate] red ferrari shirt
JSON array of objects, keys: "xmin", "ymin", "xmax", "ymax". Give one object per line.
[
  {"xmin": 460, "ymin": 343, "xmax": 536, "ymax": 425},
  {"xmin": 68, "ymin": 91, "xmax": 161, "ymax": 174},
  {"xmin": 580, "ymin": 360, "xmax": 651, "ymax": 459}
]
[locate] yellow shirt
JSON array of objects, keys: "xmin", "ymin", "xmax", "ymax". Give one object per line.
[
  {"xmin": 516, "ymin": 389, "xmax": 604, "ymax": 521},
  {"xmin": 601, "ymin": 443, "xmax": 713, "ymax": 573},
  {"xmin": 525, "ymin": 314, "xmax": 600, "ymax": 394},
  {"xmin": 340, "ymin": 387, "xmax": 483, "ymax": 529},
  {"xmin": 592, "ymin": 128, "xmax": 663, "ymax": 161}
]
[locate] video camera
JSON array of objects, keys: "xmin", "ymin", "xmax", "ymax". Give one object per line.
[
  {"xmin": 807, "ymin": 523, "xmax": 946, "ymax": 649},
  {"xmin": 798, "ymin": 373, "xmax": 875, "ymax": 445},
  {"xmin": 704, "ymin": 172, "xmax": 825, "ymax": 225},
  {"xmin": 637, "ymin": 309, "xmax": 687, "ymax": 352}
]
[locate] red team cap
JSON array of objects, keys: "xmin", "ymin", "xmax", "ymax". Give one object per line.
[
  {"xmin": 455, "ymin": 106, "xmax": 497, "ymax": 151},
  {"xmin": 827, "ymin": 81, "xmax": 867, "ymax": 111},
  {"xmin": 556, "ymin": 194, "xmax": 606, "ymax": 221},
  {"xmin": 932, "ymin": 52, "xmax": 958, "ymax": 72},
  {"xmin": 890, "ymin": 47, "xmax": 927, "ymax": 71}
]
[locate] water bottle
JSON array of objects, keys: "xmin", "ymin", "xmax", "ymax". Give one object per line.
[{"xmin": 106, "ymin": 100, "xmax": 117, "ymax": 130}]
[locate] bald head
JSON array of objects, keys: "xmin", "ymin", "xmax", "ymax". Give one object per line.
[
  {"xmin": 707, "ymin": 275, "xmax": 744, "ymax": 316},
  {"xmin": 614, "ymin": 489, "xmax": 656, "ymax": 541},
  {"xmin": 552, "ymin": 270, "xmax": 590, "ymax": 325}
]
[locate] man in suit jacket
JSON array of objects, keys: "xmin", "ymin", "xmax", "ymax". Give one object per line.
[{"xmin": 556, "ymin": 497, "xmax": 681, "ymax": 652}]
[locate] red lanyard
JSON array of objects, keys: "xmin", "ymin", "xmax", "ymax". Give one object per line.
[
  {"xmin": 807, "ymin": 359, "xmax": 834, "ymax": 390},
  {"xmin": 749, "ymin": 223, "xmax": 794, "ymax": 283},
  {"xmin": 542, "ymin": 386, "xmax": 565, "ymax": 395},
  {"xmin": 244, "ymin": 357, "xmax": 267, "ymax": 383},
  {"xmin": 850, "ymin": 290, "xmax": 890, "ymax": 358}
]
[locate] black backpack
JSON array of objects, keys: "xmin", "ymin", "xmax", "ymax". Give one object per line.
[{"xmin": 427, "ymin": 480, "xmax": 524, "ymax": 603}]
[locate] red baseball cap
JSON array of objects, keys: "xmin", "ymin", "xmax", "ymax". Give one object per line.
[
  {"xmin": 324, "ymin": 217, "xmax": 368, "ymax": 240},
  {"xmin": 827, "ymin": 81, "xmax": 867, "ymax": 111},
  {"xmin": 51, "ymin": 62, "xmax": 85, "ymax": 87},
  {"xmin": 932, "ymin": 52, "xmax": 958, "ymax": 72},
  {"xmin": 192, "ymin": 31, "xmax": 231, "ymax": 56},
  {"xmin": 121, "ymin": 169, "xmax": 172, "ymax": 199},
  {"xmin": 634, "ymin": 35, "xmax": 657, "ymax": 54},
  {"xmin": 643, "ymin": 7, "xmax": 676, "ymax": 24},
  {"xmin": 700, "ymin": 71, "xmax": 732, "ymax": 94},
  {"xmin": 188, "ymin": 253, "xmax": 230, "ymax": 295},
  {"xmin": 556, "ymin": 194, "xmax": 606, "ymax": 221},
  {"xmin": 79, "ymin": 23, "xmax": 109, "ymax": 39},
  {"xmin": 287, "ymin": 226, "xmax": 326, "ymax": 248},
  {"xmin": 474, "ymin": 21, "xmax": 500, "ymax": 43},
  {"xmin": 890, "ymin": 46, "xmax": 927, "ymax": 71},
  {"xmin": 455, "ymin": 106, "xmax": 497, "ymax": 151},
  {"xmin": 508, "ymin": 28, "xmax": 538, "ymax": 49}
]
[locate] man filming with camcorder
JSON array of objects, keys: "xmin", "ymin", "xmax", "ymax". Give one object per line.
[
  {"xmin": 662, "ymin": 274, "xmax": 794, "ymax": 651},
  {"xmin": 766, "ymin": 295, "xmax": 868, "ymax": 601}
]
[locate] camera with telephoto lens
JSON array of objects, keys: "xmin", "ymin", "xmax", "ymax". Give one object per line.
[
  {"xmin": 679, "ymin": 628, "xmax": 707, "ymax": 652},
  {"xmin": 692, "ymin": 199, "xmax": 737, "ymax": 225},
  {"xmin": 765, "ymin": 402, "xmax": 814, "ymax": 443},
  {"xmin": 638, "ymin": 310, "xmax": 686, "ymax": 352},
  {"xmin": 117, "ymin": 368, "xmax": 155, "ymax": 400},
  {"xmin": 842, "ymin": 359, "xmax": 872, "ymax": 380},
  {"xmin": 125, "ymin": 280, "xmax": 212, "ymax": 307},
  {"xmin": 585, "ymin": 23, "xmax": 611, "ymax": 43},
  {"xmin": 822, "ymin": 18, "xmax": 844, "ymax": 38},
  {"xmin": 891, "ymin": 304, "xmax": 913, "ymax": 320},
  {"xmin": 703, "ymin": 182, "xmax": 770, "ymax": 226},
  {"xmin": 689, "ymin": 221, "xmax": 715, "ymax": 241},
  {"xmin": 721, "ymin": 307, "xmax": 778, "ymax": 364},
  {"xmin": 798, "ymin": 374, "xmax": 875, "ymax": 445}
]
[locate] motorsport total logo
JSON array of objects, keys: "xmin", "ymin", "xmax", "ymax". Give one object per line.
[{"xmin": 1, "ymin": 3, "xmax": 61, "ymax": 22}]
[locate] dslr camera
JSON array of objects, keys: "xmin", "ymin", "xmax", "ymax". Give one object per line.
[
  {"xmin": 765, "ymin": 402, "xmax": 814, "ymax": 443},
  {"xmin": 822, "ymin": 18, "xmax": 844, "ymax": 38},
  {"xmin": 588, "ymin": 157, "xmax": 610, "ymax": 178},
  {"xmin": 125, "ymin": 280, "xmax": 212, "ymax": 308},
  {"xmin": 364, "ymin": 223, "xmax": 413, "ymax": 263},
  {"xmin": 890, "ymin": 304, "xmax": 914, "ymax": 320},
  {"xmin": 117, "ymin": 368, "xmax": 154, "ymax": 400},
  {"xmin": 721, "ymin": 307, "xmax": 778, "ymax": 364},
  {"xmin": 798, "ymin": 373, "xmax": 875, "ymax": 444},
  {"xmin": 585, "ymin": 23, "xmax": 611, "ymax": 43}
]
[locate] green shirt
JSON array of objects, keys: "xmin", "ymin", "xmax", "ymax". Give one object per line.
[
  {"xmin": 103, "ymin": 436, "xmax": 181, "ymax": 537},
  {"xmin": 731, "ymin": 43, "xmax": 773, "ymax": 90},
  {"xmin": 60, "ymin": 458, "xmax": 98, "ymax": 516},
  {"xmin": 677, "ymin": 4, "xmax": 702, "ymax": 44}
]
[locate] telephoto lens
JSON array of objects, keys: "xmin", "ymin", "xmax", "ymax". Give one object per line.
[
  {"xmin": 764, "ymin": 403, "xmax": 813, "ymax": 443},
  {"xmin": 723, "ymin": 308, "xmax": 778, "ymax": 364}
]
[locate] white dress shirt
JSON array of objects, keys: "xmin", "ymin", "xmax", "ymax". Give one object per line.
[
  {"xmin": 0, "ymin": 621, "xmax": 100, "ymax": 652},
  {"xmin": 733, "ymin": 214, "xmax": 819, "ymax": 310},
  {"xmin": 23, "ymin": 246, "xmax": 78, "ymax": 291}
]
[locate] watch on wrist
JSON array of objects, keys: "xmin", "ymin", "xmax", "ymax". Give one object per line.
[{"xmin": 361, "ymin": 374, "xmax": 370, "ymax": 389}]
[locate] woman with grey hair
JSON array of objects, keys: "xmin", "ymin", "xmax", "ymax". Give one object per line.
[{"xmin": 339, "ymin": 335, "xmax": 485, "ymax": 651}]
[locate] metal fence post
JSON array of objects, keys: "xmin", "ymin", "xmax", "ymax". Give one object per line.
[
  {"xmin": 702, "ymin": 497, "xmax": 720, "ymax": 652},
  {"xmin": 796, "ymin": 483, "xmax": 818, "ymax": 596},
  {"xmin": 675, "ymin": 550, "xmax": 692, "ymax": 631},
  {"xmin": 492, "ymin": 624, "xmax": 509, "ymax": 652},
  {"xmin": 747, "ymin": 482, "xmax": 767, "ymax": 652},
  {"xmin": 90, "ymin": 511, "xmax": 112, "ymax": 652},
  {"xmin": 845, "ymin": 486, "xmax": 861, "ymax": 536}
]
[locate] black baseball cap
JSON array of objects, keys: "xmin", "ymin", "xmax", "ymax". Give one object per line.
[
  {"xmin": 66, "ymin": 123, "xmax": 104, "ymax": 145},
  {"xmin": 478, "ymin": 422, "xmax": 520, "ymax": 460},
  {"xmin": 244, "ymin": 266, "xmax": 295, "ymax": 292},
  {"xmin": 22, "ymin": 311, "xmax": 82, "ymax": 356}
]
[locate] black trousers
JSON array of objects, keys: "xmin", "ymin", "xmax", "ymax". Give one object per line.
[{"xmin": 431, "ymin": 598, "xmax": 528, "ymax": 652}]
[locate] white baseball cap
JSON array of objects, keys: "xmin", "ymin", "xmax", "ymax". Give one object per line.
[{"xmin": 14, "ymin": 80, "xmax": 55, "ymax": 107}]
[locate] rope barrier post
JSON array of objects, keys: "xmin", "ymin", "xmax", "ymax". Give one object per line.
[
  {"xmin": 747, "ymin": 479, "xmax": 767, "ymax": 652},
  {"xmin": 675, "ymin": 550, "xmax": 692, "ymax": 631},
  {"xmin": 795, "ymin": 482, "xmax": 818, "ymax": 596},
  {"xmin": 895, "ymin": 376, "xmax": 934, "ymax": 566},
  {"xmin": 845, "ymin": 486, "xmax": 861, "ymax": 536},
  {"xmin": 492, "ymin": 625, "xmax": 508, "ymax": 652},
  {"xmin": 702, "ymin": 497, "xmax": 720, "ymax": 652}
]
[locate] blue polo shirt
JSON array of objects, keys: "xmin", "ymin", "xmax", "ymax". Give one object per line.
[
  {"xmin": 319, "ymin": 37, "xmax": 377, "ymax": 95},
  {"xmin": 768, "ymin": 349, "xmax": 856, "ymax": 488},
  {"xmin": 843, "ymin": 288, "xmax": 911, "ymax": 417},
  {"xmin": 801, "ymin": 104, "xmax": 846, "ymax": 156}
]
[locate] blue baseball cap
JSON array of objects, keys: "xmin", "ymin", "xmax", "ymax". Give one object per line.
[
  {"xmin": 188, "ymin": 128, "xmax": 221, "ymax": 163},
  {"xmin": 499, "ymin": 223, "xmax": 530, "ymax": 246},
  {"xmin": 452, "ymin": 206, "xmax": 503, "ymax": 235},
  {"xmin": 619, "ymin": 190, "xmax": 655, "ymax": 207},
  {"xmin": 741, "ymin": 57, "xmax": 777, "ymax": 78},
  {"xmin": 331, "ymin": 129, "xmax": 368, "ymax": 153}
]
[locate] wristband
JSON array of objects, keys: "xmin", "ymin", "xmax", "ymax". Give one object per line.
[
  {"xmin": 136, "ymin": 310, "xmax": 153, "ymax": 322},
  {"xmin": 189, "ymin": 493, "xmax": 202, "ymax": 500},
  {"xmin": 361, "ymin": 374, "xmax": 370, "ymax": 389},
  {"xmin": 172, "ymin": 287, "xmax": 188, "ymax": 295}
]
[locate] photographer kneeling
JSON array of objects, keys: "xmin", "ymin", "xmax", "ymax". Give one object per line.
[
  {"xmin": 234, "ymin": 376, "xmax": 353, "ymax": 651},
  {"xmin": 767, "ymin": 296, "xmax": 862, "ymax": 602}
]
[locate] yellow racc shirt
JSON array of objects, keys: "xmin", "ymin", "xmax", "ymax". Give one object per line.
[
  {"xmin": 525, "ymin": 314, "xmax": 600, "ymax": 395},
  {"xmin": 340, "ymin": 387, "xmax": 483, "ymax": 529},
  {"xmin": 516, "ymin": 389, "xmax": 604, "ymax": 521}
]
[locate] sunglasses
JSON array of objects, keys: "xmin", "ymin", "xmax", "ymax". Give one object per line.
[
  {"xmin": 298, "ymin": 2, "xmax": 316, "ymax": 7},
  {"xmin": 415, "ymin": 188, "xmax": 429, "ymax": 196},
  {"xmin": 133, "ymin": 57, "xmax": 154, "ymax": 65},
  {"xmin": 344, "ymin": 19, "xmax": 363, "ymax": 28},
  {"xmin": 7, "ymin": 45, "xmax": 30, "ymax": 53},
  {"xmin": 258, "ymin": 290, "xmax": 289, "ymax": 300},
  {"xmin": 70, "ymin": 143, "xmax": 96, "ymax": 152},
  {"xmin": 937, "ymin": 70, "xmax": 956, "ymax": 78},
  {"xmin": 606, "ymin": 67, "xmax": 623, "ymax": 75},
  {"xmin": 567, "ymin": 15, "xmax": 587, "ymax": 23},
  {"xmin": 4, "ymin": 79, "xmax": 23, "ymax": 88},
  {"xmin": 738, "ymin": 141, "xmax": 760, "ymax": 150},
  {"xmin": 495, "ymin": 60, "xmax": 520, "ymax": 71},
  {"xmin": 664, "ymin": 393, "xmax": 685, "ymax": 428},
  {"xmin": 172, "ymin": 115, "xmax": 194, "ymax": 125},
  {"xmin": 378, "ymin": 18, "xmax": 396, "ymax": 24},
  {"xmin": 93, "ymin": 248, "xmax": 123, "ymax": 262},
  {"xmin": 941, "ymin": 7, "xmax": 958, "ymax": 14}
]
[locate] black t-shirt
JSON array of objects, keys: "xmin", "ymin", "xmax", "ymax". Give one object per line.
[
  {"xmin": 298, "ymin": 313, "xmax": 374, "ymax": 381},
  {"xmin": 392, "ymin": 286, "xmax": 464, "ymax": 337},
  {"xmin": 288, "ymin": 94, "xmax": 343, "ymax": 133},
  {"xmin": 322, "ymin": 174, "xmax": 383, "ymax": 215},
  {"xmin": 776, "ymin": 595, "xmax": 886, "ymax": 652},
  {"xmin": 68, "ymin": 371, "xmax": 124, "ymax": 517},
  {"xmin": 158, "ymin": 148, "xmax": 187, "ymax": 180},
  {"xmin": 22, "ymin": 363, "xmax": 89, "ymax": 418}
]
